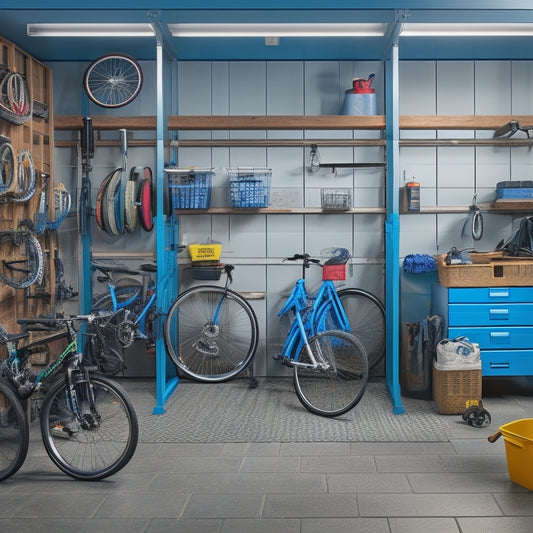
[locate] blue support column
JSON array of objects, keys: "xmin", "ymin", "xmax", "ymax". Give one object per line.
[
  {"xmin": 385, "ymin": 43, "xmax": 405, "ymax": 414},
  {"xmin": 152, "ymin": 41, "xmax": 179, "ymax": 414}
]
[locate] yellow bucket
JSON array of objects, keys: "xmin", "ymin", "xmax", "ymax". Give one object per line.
[
  {"xmin": 188, "ymin": 243, "xmax": 222, "ymax": 262},
  {"xmin": 499, "ymin": 418, "xmax": 533, "ymax": 491}
]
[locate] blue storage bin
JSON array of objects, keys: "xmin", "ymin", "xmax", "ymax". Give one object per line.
[
  {"xmin": 229, "ymin": 167, "xmax": 271, "ymax": 208},
  {"xmin": 166, "ymin": 168, "xmax": 213, "ymax": 209}
]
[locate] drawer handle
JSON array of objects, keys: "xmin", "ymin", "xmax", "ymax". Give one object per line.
[
  {"xmin": 489, "ymin": 308, "xmax": 509, "ymax": 320},
  {"xmin": 490, "ymin": 362, "xmax": 510, "ymax": 369},
  {"xmin": 490, "ymin": 331, "xmax": 510, "ymax": 344},
  {"xmin": 489, "ymin": 289, "xmax": 509, "ymax": 299}
]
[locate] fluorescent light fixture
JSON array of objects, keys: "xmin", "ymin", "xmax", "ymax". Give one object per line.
[
  {"xmin": 27, "ymin": 23, "xmax": 154, "ymax": 37},
  {"xmin": 402, "ymin": 23, "xmax": 533, "ymax": 37},
  {"xmin": 168, "ymin": 23, "xmax": 386, "ymax": 38}
]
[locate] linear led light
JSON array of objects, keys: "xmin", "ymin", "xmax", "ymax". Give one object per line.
[
  {"xmin": 27, "ymin": 23, "xmax": 154, "ymax": 37},
  {"xmin": 402, "ymin": 23, "xmax": 533, "ymax": 37},
  {"xmin": 168, "ymin": 23, "xmax": 386, "ymax": 38}
]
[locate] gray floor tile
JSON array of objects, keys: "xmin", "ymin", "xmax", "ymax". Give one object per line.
[
  {"xmin": 358, "ymin": 493, "xmax": 502, "ymax": 517},
  {"xmin": 168, "ymin": 456, "xmax": 243, "ymax": 473},
  {"xmin": 95, "ymin": 492, "xmax": 190, "ymax": 519},
  {"xmin": 220, "ymin": 518, "xmax": 300, "ymax": 533},
  {"xmin": 0, "ymin": 493, "xmax": 106, "ymax": 519},
  {"xmin": 221, "ymin": 442, "xmax": 281, "ymax": 456},
  {"xmin": 458, "ymin": 516, "xmax": 533, "ymax": 533},
  {"xmin": 262, "ymin": 493, "xmax": 358, "ymax": 518},
  {"xmin": 301, "ymin": 517, "xmax": 390, "ymax": 533},
  {"xmin": 450, "ymin": 438, "xmax": 506, "ymax": 455},
  {"xmin": 280, "ymin": 442, "xmax": 351, "ymax": 456},
  {"xmin": 149, "ymin": 472, "xmax": 327, "ymax": 493},
  {"xmin": 0, "ymin": 519, "xmax": 151, "ymax": 533},
  {"xmin": 147, "ymin": 518, "xmax": 222, "ymax": 533},
  {"xmin": 240, "ymin": 456, "xmax": 300, "ymax": 473},
  {"xmin": 407, "ymin": 472, "xmax": 527, "ymax": 493},
  {"xmin": 439, "ymin": 453, "xmax": 508, "ymax": 473},
  {"xmin": 493, "ymin": 493, "xmax": 533, "ymax": 515},
  {"xmin": 375, "ymin": 454, "xmax": 446, "ymax": 473},
  {"xmin": 388, "ymin": 517, "xmax": 460, "ymax": 533},
  {"xmin": 300, "ymin": 455, "xmax": 376, "ymax": 473},
  {"xmin": 327, "ymin": 472, "xmax": 412, "ymax": 493},
  {"xmin": 182, "ymin": 493, "xmax": 264, "ymax": 519},
  {"xmin": 350, "ymin": 441, "xmax": 455, "ymax": 455}
]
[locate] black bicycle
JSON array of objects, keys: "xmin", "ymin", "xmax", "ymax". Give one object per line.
[{"xmin": 0, "ymin": 315, "xmax": 138, "ymax": 481}]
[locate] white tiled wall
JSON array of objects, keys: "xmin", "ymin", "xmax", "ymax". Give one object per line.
[{"xmin": 51, "ymin": 59, "xmax": 533, "ymax": 377}]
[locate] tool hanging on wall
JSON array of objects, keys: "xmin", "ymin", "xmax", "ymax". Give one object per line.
[{"xmin": 461, "ymin": 194, "xmax": 484, "ymax": 241}]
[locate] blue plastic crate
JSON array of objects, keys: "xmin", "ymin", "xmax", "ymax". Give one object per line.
[
  {"xmin": 166, "ymin": 169, "xmax": 213, "ymax": 209},
  {"xmin": 229, "ymin": 168, "xmax": 271, "ymax": 208},
  {"xmin": 496, "ymin": 188, "xmax": 533, "ymax": 199}
]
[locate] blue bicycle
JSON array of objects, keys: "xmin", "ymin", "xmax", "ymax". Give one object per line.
[
  {"xmin": 89, "ymin": 261, "xmax": 157, "ymax": 374},
  {"xmin": 275, "ymin": 252, "xmax": 369, "ymax": 417}
]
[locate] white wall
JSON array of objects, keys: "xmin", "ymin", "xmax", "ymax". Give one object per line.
[{"xmin": 51, "ymin": 59, "xmax": 533, "ymax": 377}]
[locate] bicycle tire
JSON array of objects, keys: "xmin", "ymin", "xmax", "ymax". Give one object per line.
[
  {"xmin": 0, "ymin": 142, "xmax": 15, "ymax": 194},
  {"xmin": 0, "ymin": 381, "xmax": 29, "ymax": 481},
  {"xmin": 40, "ymin": 374, "xmax": 138, "ymax": 480},
  {"xmin": 0, "ymin": 71, "xmax": 31, "ymax": 125},
  {"xmin": 11, "ymin": 149, "xmax": 36, "ymax": 202},
  {"xmin": 293, "ymin": 330, "xmax": 369, "ymax": 417},
  {"xmin": 164, "ymin": 285, "xmax": 259, "ymax": 382},
  {"xmin": 84, "ymin": 53, "xmax": 143, "ymax": 109},
  {"xmin": 124, "ymin": 168, "xmax": 138, "ymax": 233},
  {"xmin": 337, "ymin": 288, "xmax": 386, "ymax": 374},
  {"xmin": 0, "ymin": 233, "xmax": 44, "ymax": 289},
  {"xmin": 137, "ymin": 167, "xmax": 153, "ymax": 232}
]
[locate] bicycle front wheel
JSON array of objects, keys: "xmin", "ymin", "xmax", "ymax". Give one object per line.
[
  {"xmin": 293, "ymin": 330, "xmax": 369, "ymax": 417},
  {"xmin": 40, "ymin": 374, "xmax": 138, "ymax": 480},
  {"xmin": 164, "ymin": 286, "xmax": 259, "ymax": 382},
  {"xmin": 337, "ymin": 288, "xmax": 385, "ymax": 374},
  {"xmin": 0, "ymin": 381, "xmax": 29, "ymax": 481},
  {"xmin": 84, "ymin": 53, "xmax": 143, "ymax": 108}
]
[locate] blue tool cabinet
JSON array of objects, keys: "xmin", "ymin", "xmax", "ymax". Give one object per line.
[{"xmin": 432, "ymin": 284, "xmax": 533, "ymax": 377}]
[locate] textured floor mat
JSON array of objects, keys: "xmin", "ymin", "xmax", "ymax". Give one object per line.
[{"xmin": 122, "ymin": 378, "xmax": 449, "ymax": 443}]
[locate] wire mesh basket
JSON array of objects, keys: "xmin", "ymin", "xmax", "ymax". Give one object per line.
[
  {"xmin": 321, "ymin": 188, "xmax": 352, "ymax": 211},
  {"xmin": 229, "ymin": 167, "xmax": 272, "ymax": 208},
  {"xmin": 166, "ymin": 168, "xmax": 213, "ymax": 210}
]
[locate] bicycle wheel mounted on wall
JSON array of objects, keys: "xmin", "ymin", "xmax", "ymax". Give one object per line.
[{"xmin": 83, "ymin": 53, "xmax": 143, "ymax": 108}]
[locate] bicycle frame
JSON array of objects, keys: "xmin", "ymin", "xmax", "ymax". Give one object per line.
[
  {"xmin": 109, "ymin": 282, "xmax": 156, "ymax": 338},
  {"xmin": 278, "ymin": 277, "xmax": 351, "ymax": 360},
  {"xmin": 0, "ymin": 318, "xmax": 91, "ymax": 405}
]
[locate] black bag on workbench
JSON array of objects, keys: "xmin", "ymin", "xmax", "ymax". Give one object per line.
[{"xmin": 496, "ymin": 216, "xmax": 533, "ymax": 257}]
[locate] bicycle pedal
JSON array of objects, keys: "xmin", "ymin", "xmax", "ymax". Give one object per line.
[{"xmin": 51, "ymin": 424, "xmax": 74, "ymax": 439}]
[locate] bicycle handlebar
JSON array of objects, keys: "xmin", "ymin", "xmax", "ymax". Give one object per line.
[{"xmin": 284, "ymin": 254, "xmax": 321, "ymax": 267}]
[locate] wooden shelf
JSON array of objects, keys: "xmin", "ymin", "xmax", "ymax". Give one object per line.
[{"xmin": 54, "ymin": 114, "xmax": 533, "ymax": 132}]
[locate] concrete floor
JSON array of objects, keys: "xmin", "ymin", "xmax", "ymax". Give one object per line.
[{"xmin": 0, "ymin": 378, "xmax": 532, "ymax": 533}]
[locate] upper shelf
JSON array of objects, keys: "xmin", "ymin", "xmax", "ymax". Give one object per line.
[{"xmin": 54, "ymin": 114, "xmax": 533, "ymax": 132}]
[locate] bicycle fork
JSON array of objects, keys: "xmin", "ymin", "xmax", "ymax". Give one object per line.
[
  {"xmin": 63, "ymin": 358, "xmax": 101, "ymax": 432},
  {"xmin": 193, "ymin": 289, "xmax": 228, "ymax": 357}
]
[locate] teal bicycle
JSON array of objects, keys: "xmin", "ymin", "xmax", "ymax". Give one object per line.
[{"xmin": 275, "ymin": 251, "xmax": 370, "ymax": 417}]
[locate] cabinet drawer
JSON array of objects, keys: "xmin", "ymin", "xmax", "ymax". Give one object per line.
[
  {"xmin": 481, "ymin": 350, "xmax": 533, "ymax": 376},
  {"xmin": 449, "ymin": 287, "xmax": 533, "ymax": 304},
  {"xmin": 449, "ymin": 303, "xmax": 533, "ymax": 326},
  {"xmin": 449, "ymin": 326, "xmax": 533, "ymax": 350}
]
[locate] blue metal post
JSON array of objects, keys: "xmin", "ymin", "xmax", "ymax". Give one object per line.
[
  {"xmin": 153, "ymin": 41, "xmax": 179, "ymax": 414},
  {"xmin": 385, "ymin": 43, "xmax": 405, "ymax": 414}
]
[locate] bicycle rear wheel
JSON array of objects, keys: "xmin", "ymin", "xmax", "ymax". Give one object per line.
[
  {"xmin": 40, "ymin": 374, "xmax": 138, "ymax": 480},
  {"xmin": 337, "ymin": 288, "xmax": 385, "ymax": 374},
  {"xmin": 164, "ymin": 285, "xmax": 259, "ymax": 382},
  {"xmin": 293, "ymin": 330, "xmax": 368, "ymax": 417},
  {"xmin": 0, "ymin": 381, "xmax": 29, "ymax": 481},
  {"xmin": 84, "ymin": 53, "xmax": 143, "ymax": 108}
]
